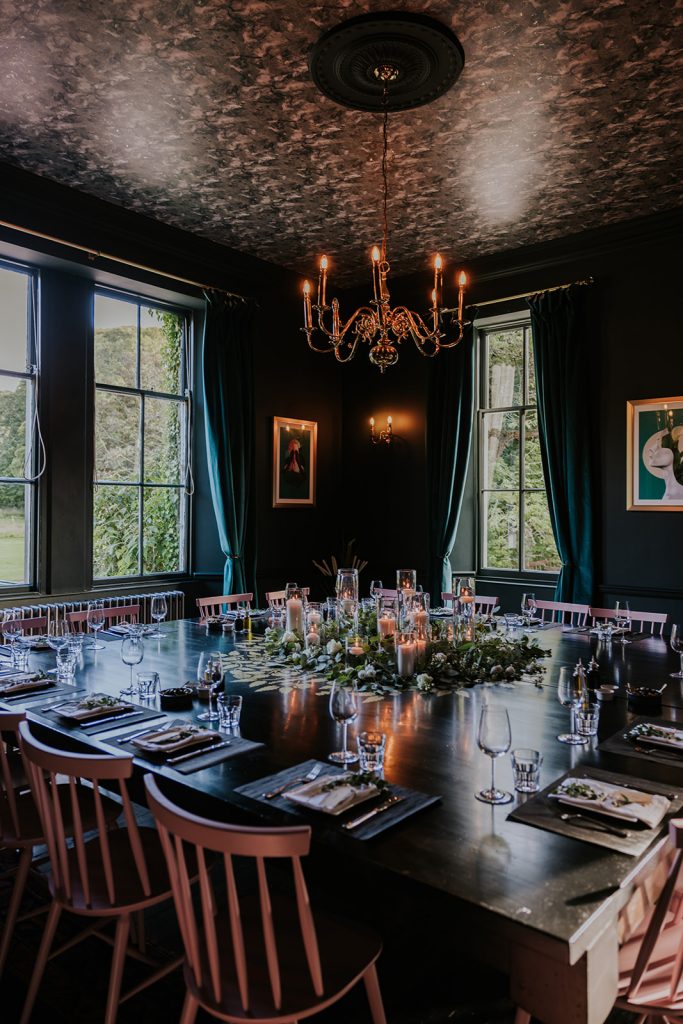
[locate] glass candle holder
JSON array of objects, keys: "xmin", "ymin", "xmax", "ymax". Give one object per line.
[
  {"xmin": 452, "ymin": 575, "xmax": 476, "ymax": 620},
  {"xmin": 345, "ymin": 634, "xmax": 366, "ymax": 666},
  {"xmin": 336, "ymin": 568, "xmax": 359, "ymax": 623},
  {"xmin": 396, "ymin": 630, "xmax": 417, "ymax": 679},
  {"xmin": 305, "ymin": 602, "xmax": 324, "ymax": 650},
  {"xmin": 396, "ymin": 569, "xmax": 417, "ymax": 593},
  {"xmin": 376, "ymin": 596, "xmax": 398, "ymax": 641},
  {"xmin": 285, "ymin": 584, "xmax": 306, "ymax": 634}
]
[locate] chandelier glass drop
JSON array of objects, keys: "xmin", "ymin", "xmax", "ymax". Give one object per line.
[{"xmin": 301, "ymin": 66, "xmax": 469, "ymax": 373}]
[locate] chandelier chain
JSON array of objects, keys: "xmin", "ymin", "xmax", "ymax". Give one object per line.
[{"xmin": 381, "ymin": 85, "xmax": 389, "ymax": 261}]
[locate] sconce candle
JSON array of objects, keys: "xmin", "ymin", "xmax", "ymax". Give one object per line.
[{"xmin": 370, "ymin": 415, "xmax": 393, "ymax": 445}]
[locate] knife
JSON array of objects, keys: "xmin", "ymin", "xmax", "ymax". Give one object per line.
[
  {"xmin": 342, "ymin": 794, "xmax": 404, "ymax": 831},
  {"xmin": 1, "ymin": 685, "xmax": 56, "ymax": 701},
  {"xmin": 80, "ymin": 709, "xmax": 144, "ymax": 728},
  {"xmin": 166, "ymin": 740, "xmax": 231, "ymax": 765}
]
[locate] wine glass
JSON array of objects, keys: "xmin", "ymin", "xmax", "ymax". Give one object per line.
[
  {"xmin": 328, "ymin": 680, "xmax": 359, "ymax": 764},
  {"xmin": 475, "ymin": 703, "xmax": 512, "ymax": 804},
  {"xmin": 86, "ymin": 600, "xmax": 106, "ymax": 650},
  {"xmin": 556, "ymin": 666, "xmax": 587, "ymax": 744},
  {"xmin": 120, "ymin": 635, "xmax": 144, "ymax": 696},
  {"xmin": 671, "ymin": 624, "xmax": 683, "ymax": 679},
  {"xmin": 46, "ymin": 618, "xmax": 69, "ymax": 655},
  {"xmin": 614, "ymin": 601, "xmax": 631, "ymax": 645},
  {"xmin": 370, "ymin": 580, "xmax": 384, "ymax": 599},
  {"xmin": 521, "ymin": 593, "xmax": 536, "ymax": 630},
  {"xmin": 196, "ymin": 652, "xmax": 224, "ymax": 722},
  {"xmin": 2, "ymin": 610, "xmax": 24, "ymax": 665},
  {"xmin": 150, "ymin": 595, "xmax": 168, "ymax": 638}
]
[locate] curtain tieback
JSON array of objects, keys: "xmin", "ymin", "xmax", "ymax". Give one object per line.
[{"xmin": 226, "ymin": 554, "xmax": 241, "ymax": 560}]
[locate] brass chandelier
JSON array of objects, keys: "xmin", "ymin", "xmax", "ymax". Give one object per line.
[{"xmin": 302, "ymin": 14, "xmax": 470, "ymax": 373}]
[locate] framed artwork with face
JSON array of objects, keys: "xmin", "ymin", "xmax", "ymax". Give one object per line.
[
  {"xmin": 627, "ymin": 397, "xmax": 683, "ymax": 511},
  {"xmin": 272, "ymin": 416, "xmax": 317, "ymax": 508}
]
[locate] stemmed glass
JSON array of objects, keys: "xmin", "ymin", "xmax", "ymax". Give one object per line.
[
  {"xmin": 370, "ymin": 580, "xmax": 384, "ymax": 599},
  {"xmin": 556, "ymin": 666, "xmax": 587, "ymax": 744},
  {"xmin": 47, "ymin": 619, "xmax": 69, "ymax": 655},
  {"xmin": 86, "ymin": 600, "xmax": 106, "ymax": 650},
  {"xmin": 671, "ymin": 624, "xmax": 683, "ymax": 679},
  {"xmin": 521, "ymin": 593, "xmax": 537, "ymax": 630},
  {"xmin": 2, "ymin": 611, "xmax": 24, "ymax": 666},
  {"xmin": 150, "ymin": 595, "xmax": 168, "ymax": 638},
  {"xmin": 475, "ymin": 703, "xmax": 512, "ymax": 804},
  {"xmin": 328, "ymin": 680, "xmax": 359, "ymax": 764},
  {"xmin": 196, "ymin": 652, "xmax": 224, "ymax": 722},
  {"xmin": 614, "ymin": 601, "xmax": 631, "ymax": 645},
  {"xmin": 120, "ymin": 635, "xmax": 144, "ymax": 696}
]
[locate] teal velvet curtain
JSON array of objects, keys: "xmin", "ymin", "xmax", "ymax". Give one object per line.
[
  {"xmin": 202, "ymin": 291, "xmax": 257, "ymax": 599},
  {"xmin": 527, "ymin": 285, "xmax": 594, "ymax": 604},
  {"xmin": 427, "ymin": 334, "xmax": 475, "ymax": 605}
]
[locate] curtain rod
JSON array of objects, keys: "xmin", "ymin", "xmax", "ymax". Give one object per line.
[
  {"xmin": 466, "ymin": 276, "xmax": 594, "ymax": 310},
  {"xmin": 0, "ymin": 218, "xmax": 245, "ymax": 299}
]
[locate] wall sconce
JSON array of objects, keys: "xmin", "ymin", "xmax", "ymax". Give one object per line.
[{"xmin": 370, "ymin": 416, "xmax": 393, "ymax": 445}]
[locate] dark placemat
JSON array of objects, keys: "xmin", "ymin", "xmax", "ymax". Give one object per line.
[
  {"xmin": 600, "ymin": 717, "xmax": 683, "ymax": 768},
  {"xmin": 508, "ymin": 766, "xmax": 683, "ymax": 856},
  {"xmin": 0, "ymin": 682, "xmax": 82, "ymax": 708},
  {"xmin": 111, "ymin": 729, "xmax": 263, "ymax": 773},
  {"xmin": 235, "ymin": 759, "xmax": 441, "ymax": 840},
  {"xmin": 58, "ymin": 704, "xmax": 167, "ymax": 736}
]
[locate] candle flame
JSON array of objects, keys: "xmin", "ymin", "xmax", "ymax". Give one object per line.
[
  {"xmin": 435, "ymin": 253, "xmax": 443, "ymax": 270},
  {"xmin": 387, "ymin": 415, "xmax": 392, "ymax": 426},
  {"xmin": 370, "ymin": 417, "xmax": 375, "ymax": 428},
  {"xmin": 303, "ymin": 280, "xmax": 311, "ymax": 295},
  {"xmin": 371, "ymin": 245, "xmax": 381, "ymax": 263},
  {"xmin": 320, "ymin": 255, "xmax": 328, "ymax": 270},
  {"xmin": 458, "ymin": 270, "xmax": 467, "ymax": 287}
]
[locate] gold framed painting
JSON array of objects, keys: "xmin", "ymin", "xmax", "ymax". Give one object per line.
[
  {"xmin": 272, "ymin": 416, "xmax": 317, "ymax": 508},
  {"xmin": 627, "ymin": 397, "xmax": 683, "ymax": 511}
]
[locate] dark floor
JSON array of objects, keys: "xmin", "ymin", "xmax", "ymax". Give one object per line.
[{"xmin": 0, "ymin": 846, "xmax": 636, "ymax": 1024}]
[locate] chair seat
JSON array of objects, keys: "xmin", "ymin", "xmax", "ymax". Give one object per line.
[
  {"xmin": 618, "ymin": 912, "xmax": 683, "ymax": 1010},
  {"xmin": 1, "ymin": 782, "xmax": 121, "ymax": 848},
  {"xmin": 187, "ymin": 893, "xmax": 382, "ymax": 1022},
  {"xmin": 52, "ymin": 825, "xmax": 179, "ymax": 914}
]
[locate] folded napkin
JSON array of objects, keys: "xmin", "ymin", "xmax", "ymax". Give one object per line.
[
  {"xmin": 550, "ymin": 777, "xmax": 670, "ymax": 828},
  {"xmin": 629, "ymin": 723, "xmax": 683, "ymax": 749},
  {"xmin": 0, "ymin": 673, "xmax": 50, "ymax": 696},
  {"xmin": 56, "ymin": 693, "xmax": 129, "ymax": 721},
  {"xmin": 286, "ymin": 776, "xmax": 378, "ymax": 814},
  {"xmin": 133, "ymin": 726, "xmax": 220, "ymax": 755},
  {"xmin": 107, "ymin": 623, "xmax": 135, "ymax": 635}
]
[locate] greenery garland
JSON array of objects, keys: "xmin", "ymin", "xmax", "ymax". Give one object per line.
[{"xmin": 263, "ymin": 625, "xmax": 549, "ymax": 694}]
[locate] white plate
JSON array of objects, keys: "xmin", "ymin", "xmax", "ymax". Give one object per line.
[{"xmin": 285, "ymin": 778, "xmax": 379, "ymax": 816}]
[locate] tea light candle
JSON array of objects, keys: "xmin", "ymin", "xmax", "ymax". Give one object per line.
[
  {"xmin": 286, "ymin": 598, "xmax": 304, "ymax": 633},
  {"xmin": 306, "ymin": 630, "xmax": 321, "ymax": 646},
  {"xmin": 378, "ymin": 615, "xmax": 396, "ymax": 637},
  {"xmin": 308, "ymin": 610, "xmax": 322, "ymax": 625},
  {"xmin": 397, "ymin": 641, "xmax": 416, "ymax": 678},
  {"xmin": 348, "ymin": 637, "xmax": 365, "ymax": 656}
]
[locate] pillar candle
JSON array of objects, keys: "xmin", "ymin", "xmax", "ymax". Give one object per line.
[
  {"xmin": 308, "ymin": 611, "xmax": 322, "ymax": 625},
  {"xmin": 378, "ymin": 615, "xmax": 396, "ymax": 638},
  {"xmin": 286, "ymin": 598, "xmax": 304, "ymax": 633},
  {"xmin": 413, "ymin": 609, "xmax": 430, "ymax": 634},
  {"xmin": 415, "ymin": 638, "xmax": 428, "ymax": 665},
  {"xmin": 397, "ymin": 641, "xmax": 416, "ymax": 678}
]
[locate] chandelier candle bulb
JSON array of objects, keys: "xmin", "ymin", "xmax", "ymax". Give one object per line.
[
  {"xmin": 458, "ymin": 271, "xmax": 467, "ymax": 322},
  {"xmin": 303, "ymin": 281, "xmax": 312, "ymax": 328},
  {"xmin": 319, "ymin": 255, "xmax": 328, "ymax": 307}
]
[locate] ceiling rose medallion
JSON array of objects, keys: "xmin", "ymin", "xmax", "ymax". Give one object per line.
[{"xmin": 302, "ymin": 12, "xmax": 470, "ymax": 373}]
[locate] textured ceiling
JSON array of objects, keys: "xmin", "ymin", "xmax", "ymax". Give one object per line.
[{"xmin": 1, "ymin": 1, "xmax": 682, "ymax": 285}]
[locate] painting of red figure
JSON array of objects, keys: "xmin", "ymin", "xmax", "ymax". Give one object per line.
[{"xmin": 273, "ymin": 416, "xmax": 317, "ymax": 507}]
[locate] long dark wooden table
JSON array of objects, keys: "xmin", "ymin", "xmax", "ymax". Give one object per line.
[{"xmin": 8, "ymin": 619, "xmax": 683, "ymax": 1024}]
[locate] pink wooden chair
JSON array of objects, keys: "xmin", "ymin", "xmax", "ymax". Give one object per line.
[
  {"xmin": 374, "ymin": 588, "xmax": 399, "ymax": 600},
  {"xmin": 264, "ymin": 588, "xmax": 310, "ymax": 606},
  {"xmin": 144, "ymin": 773, "xmax": 387, "ymax": 1024},
  {"xmin": 66, "ymin": 603, "xmax": 140, "ymax": 633},
  {"xmin": 0, "ymin": 710, "xmax": 120, "ymax": 977},
  {"xmin": 589, "ymin": 607, "xmax": 668, "ymax": 637},
  {"xmin": 441, "ymin": 593, "xmax": 499, "ymax": 614},
  {"xmin": 534, "ymin": 599, "xmax": 589, "ymax": 626},
  {"xmin": 17, "ymin": 721, "xmax": 186, "ymax": 1024},
  {"xmin": 197, "ymin": 593, "xmax": 254, "ymax": 619},
  {"xmin": 516, "ymin": 819, "xmax": 683, "ymax": 1024},
  {"xmin": 1, "ymin": 614, "xmax": 47, "ymax": 646}
]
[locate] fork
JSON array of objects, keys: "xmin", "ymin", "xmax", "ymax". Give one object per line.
[{"xmin": 263, "ymin": 763, "xmax": 322, "ymax": 799}]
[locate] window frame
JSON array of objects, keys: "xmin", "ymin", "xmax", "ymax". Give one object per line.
[
  {"xmin": 0, "ymin": 257, "xmax": 40, "ymax": 593},
  {"xmin": 91, "ymin": 285, "xmax": 194, "ymax": 583},
  {"xmin": 475, "ymin": 309, "xmax": 559, "ymax": 585}
]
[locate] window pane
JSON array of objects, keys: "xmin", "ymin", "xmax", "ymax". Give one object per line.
[
  {"xmin": 93, "ymin": 486, "xmax": 139, "ymax": 578},
  {"xmin": 487, "ymin": 327, "xmax": 523, "ymax": 408},
  {"xmin": 0, "ymin": 484, "xmax": 28, "ymax": 584},
  {"xmin": 0, "ymin": 377, "xmax": 30, "ymax": 480},
  {"xmin": 524, "ymin": 410, "xmax": 544, "ymax": 488},
  {"xmin": 483, "ymin": 411, "xmax": 519, "ymax": 489},
  {"xmin": 140, "ymin": 307, "xmax": 182, "ymax": 394},
  {"xmin": 94, "ymin": 295, "xmax": 137, "ymax": 387},
  {"xmin": 482, "ymin": 491, "xmax": 519, "ymax": 570},
  {"xmin": 527, "ymin": 329, "xmax": 537, "ymax": 405},
  {"xmin": 143, "ymin": 487, "xmax": 182, "ymax": 573},
  {"xmin": 95, "ymin": 391, "xmax": 141, "ymax": 481},
  {"xmin": 523, "ymin": 491, "xmax": 561, "ymax": 572},
  {"xmin": 144, "ymin": 398, "xmax": 182, "ymax": 484},
  {"xmin": 0, "ymin": 267, "xmax": 29, "ymax": 373}
]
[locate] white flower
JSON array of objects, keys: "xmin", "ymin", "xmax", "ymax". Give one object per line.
[
  {"xmin": 282, "ymin": 631, "xmax": 297, "ymax": 644},
  {"xmin": 416, "ymin": 673, "xmax": 434, "ymax": 691},
  {"xmin": 327, "ymin": 639, "xmax": 342, "ymax": 656},
  {"xmin": 505, "ymin": 665, "xmax": 516, "ymax": 678},
  {"xmin": 358, "ymin": 665, "xmax": 377, "ymax": 681},
  {"xmin": 432, "ymin": 652, "xmax": 447, "ymax": 666}
]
